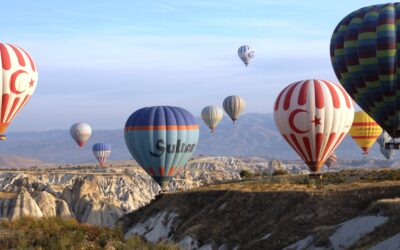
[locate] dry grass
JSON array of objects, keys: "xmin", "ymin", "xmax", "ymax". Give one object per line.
[
  {"xmin": 119, "ymin": 168, "xmax": 400, "ymax": 250},
  {"xmin": 0, "ymin": 217, "xmax": 181, "ymax": 250}
]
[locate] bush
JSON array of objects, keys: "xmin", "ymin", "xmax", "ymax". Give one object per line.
[
  {"xmin": 272, "ymin": 169, "xmax": 289, "ymax": 176},
  {"xmin": 239, "ymin": 170, "xmax": 253, "ymax": 178},
  {"xmin": 0, "ymin": 217, "xmax": 181, "ymax": 250}
]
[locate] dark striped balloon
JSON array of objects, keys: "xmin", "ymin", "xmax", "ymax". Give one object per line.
[
  {"xmin": 330, "ymin": 3, "xmax": 400, "ymax": 138},
  {"xmin": 124, "ymin": 106, "xmax": 199, "ymax": 190}
]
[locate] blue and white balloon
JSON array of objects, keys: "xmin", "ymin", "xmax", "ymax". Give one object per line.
[
  {"xmin": 92, "ymin": 143, "xmax": 111, "ymax": 167},
  {"xmin": 124, "ymin": 106, "xmax": 199, "ymax": 190},
  {"xmin": 238, "ymin": 45, "xmax": 255, "ymax": 67}
]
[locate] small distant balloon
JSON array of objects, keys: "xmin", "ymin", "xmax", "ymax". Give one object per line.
[
  {"xmin": 0, "ymin": 43, "xmax": 38, "ymax": 140},
  {"xmin": 238, "ymin": 45, "xmax": 255, "ymax": 67},
  {"xmin": 377, "ymin": 131, "xmax": 396, "ymax": 160},
  {"xmin": 325, "ymin": 151, "xmax": 337, "ymax": 168},
  {"xmin": 201, "ymin": 106, "xmax": 223, "ymax": 133},
  {"xmin": 70, "ymin": 123, "xmax": 92, "ymax": 148},
  {"xmin": 223, "ymin": 95, "xmax": 245, "ymax": 123},
  {"xmin": 92, "ymin": 143, "xmax": 111, "ymax": 167}
]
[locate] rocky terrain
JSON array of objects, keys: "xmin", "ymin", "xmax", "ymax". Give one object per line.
[
  {"xmin": 0, "ymin": 157, "xmax": 284, "ymax": 227},
  {"xmin": 119, "ymin": 169, "xmax": 400, "ymax": 249},
  {"xmin": 1, "ymin": 157, "xmax": 400, "ymax": 249}
]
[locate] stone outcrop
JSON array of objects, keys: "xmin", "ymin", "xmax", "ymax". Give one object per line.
[
  {"xmin": 33, "ymin": 191, "xmax": 57, "ymax": 217},
  {"xmin": 0, "ymin": 157, "xmax": 285, "ymax": 226},
  {"xmin": 10, "ymin": 187, "xmax": 43, "ymax": 219}
]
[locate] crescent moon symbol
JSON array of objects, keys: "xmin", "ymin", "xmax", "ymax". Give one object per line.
[
  {"xmin": 10, "ymin": 70, "xmax": 28, "ymax": 94},
  {"xmin": 289, "ymin": 109, "xmax": 310, "ymax": 134}
]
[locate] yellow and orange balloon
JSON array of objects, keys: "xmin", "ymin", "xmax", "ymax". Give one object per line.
[{"xmin": 349, "ymin": 111, "xmax": 382, "ymax": 155}]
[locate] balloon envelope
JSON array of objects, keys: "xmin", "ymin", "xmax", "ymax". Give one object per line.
[
  {"xmin": 349, "ymin": 111, "xmax": 382, "ymax": 155},
  {"xmin": 238, "ymin": 45, "xmax": 255, "ymax": 66},
  {"xmin": 274, "ymin": 79, "xmax": 354, "ymax": 172},
  {"xmin": 92, "ymin": 143, "xmax": 111, "ymax": 167},
  {"xmin": 379, "ymin": 145, "xmax": 395, "ymax": 160},
  {"xmin": 330, "ymin": 3, "xmax": 400, "ymax": 138},
  {"xmin": 124, "ymin": 106, "xmax": 199, "ymax": 190},
  {"xmin": 201, "ymin": 106, "xmax": 223, "ymax": 133},
  {"xmin": 70, "ymin": 123, "xmax": 92, "ymax": 148},
  {"xmin": 223, "ymin": 95, "xmax": 245, "ymax": 123},
  {"xmin": 325, "ymin": 151, "xmax": 337, "ymax": 168},
  {"xmin": 0, "ymin": 43, "xmax": 38, "ymax": 140},
  {"xmin": 377, "ymin": 131, "xmax": 396, "ymax": 160}
]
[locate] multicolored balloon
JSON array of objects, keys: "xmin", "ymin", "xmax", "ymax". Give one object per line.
[
  {"xmin": 349, "ymin": 111, "xmax": 382, "ymax": 155},
  {"xmin": 377, "ymin": 131, "xmax": 395, "ymax": 160},
  {"xmin": 325, "ymin": 151, "xmax": 337, "ymax": 168},
  {"xmin": 274, "ymin": 79, "xmax": 354, "ymax": 172},
  {"xmin": 330, "ymin": 3, "xmax": 400, "ymax": 138},
  {"xmin": 201, "ymin": 106, "xmax": 223, "ymax": 133},
  {"xmin": 0, "ymin": 43, "xmax": 38, "ymax": 140},
  {"xmin": 92, "ymin": 143, "xmax": 111, "ymax": 167},
  {"xmin": 238, "ymin": 45, "xmax": 255, "ymax": 67},
  {"xmin": 124, "ymin": 106, "xmax": 199, "ymax": 190},
  {"xmin": 223, "ymin": 95, "xmax": 245, "ymax": 123},
  {"xmin": 70, "ymin": 122, "xmax": 92, "ymax": 148}
]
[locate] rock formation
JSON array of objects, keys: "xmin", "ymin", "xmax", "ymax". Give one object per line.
[{"xmin": 0, "ymin": 157, "xmax": 284, "ymax": 226}]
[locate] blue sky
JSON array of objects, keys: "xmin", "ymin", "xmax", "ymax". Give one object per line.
[{"xmin": 1, "ymin": 0, "xmax": 386, "ymax": 131}]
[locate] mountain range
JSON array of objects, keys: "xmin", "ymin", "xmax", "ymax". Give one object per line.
[{"xmin": 0, "ymin": 113, "xmax": 390, "ymax": 164}]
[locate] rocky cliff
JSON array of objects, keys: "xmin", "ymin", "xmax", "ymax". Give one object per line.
[{"xmin": 0, "ymin": 157, "xmax": 284, "ymax": 227}]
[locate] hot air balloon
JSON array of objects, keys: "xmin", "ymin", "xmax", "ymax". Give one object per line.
[
  {"xmin": 377, "ymin": 131, "xmax": 396, "ymax": 160},
  {"xmin": 0, "ymin": 43, "xmax": 38, "ymax": 140},
  {"xmin": 92, "ymin": 143, "xmax": 111, "ymax": 167},
  {"xmin": 330, "ymin": 3, "xmax": 400, "ymax": 140},
  {"xmin": 70, "ymin": 123, "xmax": 92, "ymax": 148},
  {"xmin": 349, "ymin": 111, "xmax": 382, "ymax": 155},
  {"xmin": 379, "ymin": 144, "xmax": 395, "ymax": 160},
  {"xmin": 124, "ymin": 106, "xmax": 199, "ymax": 190},
  {"xmin": 238, "ymin": 45, "xmax": 255, "ymax": 67},
  {"xmin": 201, "ymin": 106, "xmax": 223, "ymax": 133},
  {"xmin": 325, "ymin": 151, "xmax": 337, "ymax": 168},
  {"xmin": 223, "ymin": 95, "xmax": 245, "ymax": 123},
  {"xmin": 274, "ymin": 79, "xmax": 354, "ymax": 173}
]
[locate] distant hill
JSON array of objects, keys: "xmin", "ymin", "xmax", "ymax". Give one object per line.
[
  {"xmin": 0, "ymin": 113, "xmax": 389, "ymax": 163},
  {"xmin": 0, "ymin": 154, "xmax": 47, "ymax": 168}
]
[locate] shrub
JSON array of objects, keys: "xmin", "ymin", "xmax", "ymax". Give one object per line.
[
  {"xmin": 239, "ymin": 170, "xmax": 253, "ymax": 178},
  {"xmin": 0, "ymin": 217, "xmax": 180, "ymax": 249},
  {"xmin": 272, "ymin": 169, "xmax": 289, "ymax": 176}
]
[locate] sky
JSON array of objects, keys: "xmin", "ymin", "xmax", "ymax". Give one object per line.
[{"xmin": 0, "ymin": 0, "xmax": 387, "ymax": 131}]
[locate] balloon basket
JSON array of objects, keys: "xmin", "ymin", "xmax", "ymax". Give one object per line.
[
  {"xmin": 0, "ymin": 135, "xmax": 6, "ymax": 141},
  {"xmin": 309, "ymin": 173, "xmax": 322, "ymax": 179}
]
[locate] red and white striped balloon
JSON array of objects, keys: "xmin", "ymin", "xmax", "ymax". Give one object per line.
[
  {"xmin": 0, "ymin": 43, "xmax": 38, "ymax": 140},
  {"xmin": 273, "ymin": 79, "xmax": 354, "ymax": 172}
]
